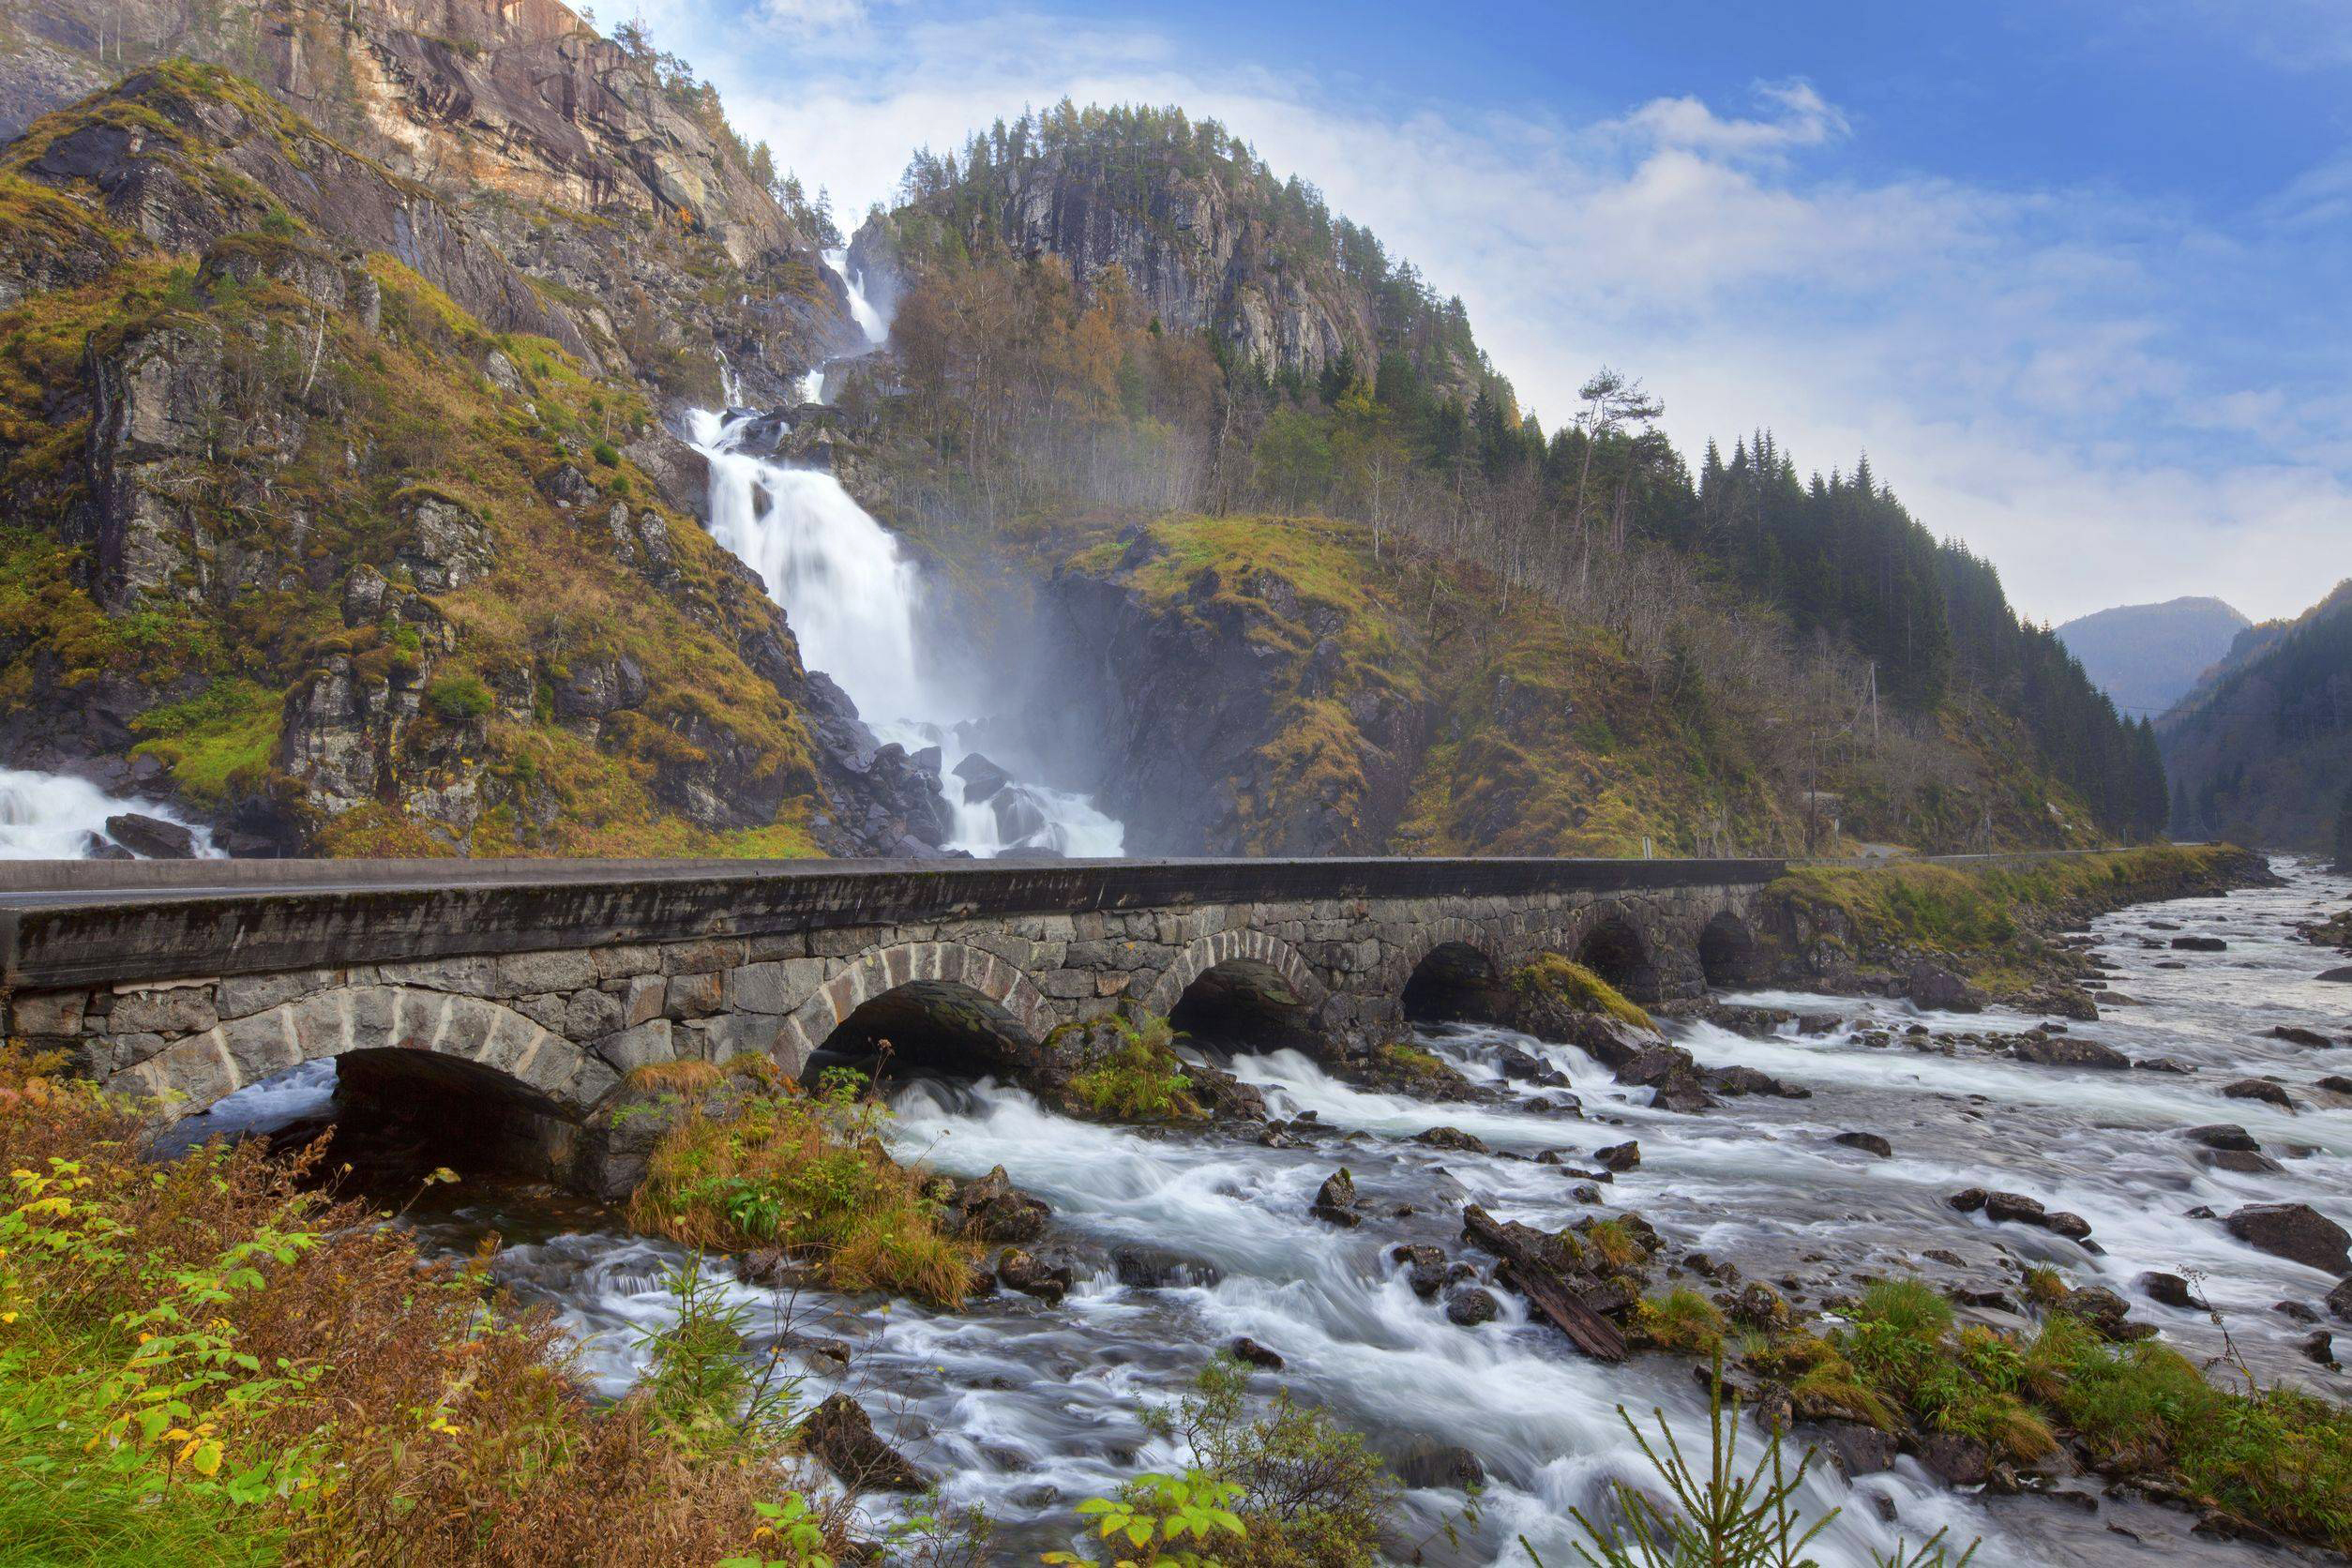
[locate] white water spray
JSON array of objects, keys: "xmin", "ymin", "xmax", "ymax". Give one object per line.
[
  {"xmin": 0, "ymin": 766, "xmax": 219, "ymax": 859},
  {"xmin": 685, "ymin": 409, "xmax": 1123, "ymax": 857}
]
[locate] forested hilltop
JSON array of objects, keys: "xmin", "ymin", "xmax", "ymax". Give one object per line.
[
  {"xmin": 2161, "ymin": 580, "xmax": 2352, "ymax": 850},
  {"xmin": 841, "ymin": 102, "xmax": 2166, "ymax": 855}
]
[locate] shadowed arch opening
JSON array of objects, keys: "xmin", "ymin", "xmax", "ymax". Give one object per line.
[
  {"xmin": 1401, "ymin": 942, "xmax": 1506, "ymax": 1024},
  {"xmin": 155, "ymin": 1048, "xmax": 585, "ymax": 1194},
  {"xmin": 809, "ymin": 980, "xmax": 1041, "ymax": 1082},
  {"xmin": 1576, "ymin": 914, "xmax": 1660, "ymax": 1003},
  {"xmin": 1168, "ymin": 959, "xmax": 1318, "ymax": 1052},
  {"xmin": 1698, "ymin": 912, "xmax": 1761, "ymax": 989}
]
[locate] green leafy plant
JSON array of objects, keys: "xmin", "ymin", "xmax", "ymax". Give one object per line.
[
  {"xmin": 1068, "ymin": 1017, "xmax": 1201, "ymax": 1121},
  {"xmin": 717, "ymin": 1495, "xmax": 834, "ymax": 1568},
  {"xmin": 1043, "ymin": 1470, "xmax": 1246, "ymax": 1568}
]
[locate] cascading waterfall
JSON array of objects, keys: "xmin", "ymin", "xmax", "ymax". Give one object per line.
[
  {"xmin": 684, "ymin": 408, "xmax": 1123, "ymax": 857},
  {"xmin": 0, "ymin": 766, "xmax": 219, "ymax": 859}
]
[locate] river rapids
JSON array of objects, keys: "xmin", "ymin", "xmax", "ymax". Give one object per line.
[{"xmin": 181, "ymin": 855, "xmax": 2352, "ymax": 1565}]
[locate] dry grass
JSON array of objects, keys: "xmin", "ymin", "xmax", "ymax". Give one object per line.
[{"xmin": 0, "ymin": 1047, "xmax": 849, "ymax": 1567}]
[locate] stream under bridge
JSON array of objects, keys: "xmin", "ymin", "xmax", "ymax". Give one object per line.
[{"xmin": 2, "ymin": 855, "xmax": 1783, "ymax": 1183}]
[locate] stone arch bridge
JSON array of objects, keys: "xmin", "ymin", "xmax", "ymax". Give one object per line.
[{"xmin": 2, "ymin": 855, "xmax": 1781, "ymax": 1186}]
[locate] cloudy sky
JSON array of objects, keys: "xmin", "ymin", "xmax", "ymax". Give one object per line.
[{"xmin": 620, "ymin": 0, "xmax": 2349, "ymax": 626}]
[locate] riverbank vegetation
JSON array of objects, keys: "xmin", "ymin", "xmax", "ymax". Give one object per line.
[
  {"xmin": 0, "ymin": 1046, "xmax": 843, "ymax": 1566},
  {"xmin": 1758, "ymin": 842, "xmax": 2260, "ymax": 993},
  {"xmin": 626, "ymin": 1066, "xmax": 979, "ymax": 1308}
]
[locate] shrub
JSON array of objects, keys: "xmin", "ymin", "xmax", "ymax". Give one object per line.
[
  {"xmin": 1069, "ymin": 1017, "xmax": 1201, "ymax": 1121},
  {"xmin": 1142, "ymin": 1356, "xmax": 1395, "ymax": 1568},
  {"xmin": 592, "ymin": 439, "xmax": 622, "ymax": 466},
  {"xmin": 425, "ymin": 672, "xmax": 494, "ymax": 722},
  {"xmin": 1043, "ymin": 1470, "xmax": 1246, "ymax": 1568},
  {"xmin": 626, "ymin": 1071, "xmax": 978, "ymax": 1307}
]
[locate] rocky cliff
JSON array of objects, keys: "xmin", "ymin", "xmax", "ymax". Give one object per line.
[
  {"xmin": 852, "ymin": 104, "xmax": 1486, "ymax": 396},
  {"xmin": 0, "ymin": 64, "xmax": 944, "ymax": 855},
  {"xmin": 2, "ymin": 0, "xmax": 865, "ymax": 402}
]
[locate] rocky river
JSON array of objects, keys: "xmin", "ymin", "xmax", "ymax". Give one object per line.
[{"xmin": 166, "ymin": 853, "xmax": 2352, "ymax": 1565}]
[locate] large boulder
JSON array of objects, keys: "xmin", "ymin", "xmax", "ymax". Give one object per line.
[
  {"xmin": 800, "ymin": 1394, "xmax": 928, "ymax": 1492},
  {"xmin": 945, "ymin": 1166, "xmax": 1050, "ymax": 1244},
  {"xmin": 2224, "ymin": 1204, "xmax": 2351, "ymax": 1274},
  {"xmin": 104, "ymin": 811, "xmax": 195, "ymax": 859},
  {"xmin": 1904, "ymin": 961, "xmax": 1985, "ymax": 1014},
  {"xmin": 2012, "ymin": 1033, "xmax": 2130, "ymax": 1070}
]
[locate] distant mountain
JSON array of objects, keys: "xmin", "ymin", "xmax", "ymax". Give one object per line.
[
  {"xmin": 2160, "ymin": 581, "xmax": 2352, "ymax": 849},
  {"xmin": 2056, "ymin": 596, "xmax": 2249, "ymax": 716}
]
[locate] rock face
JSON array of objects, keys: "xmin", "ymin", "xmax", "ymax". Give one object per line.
[{"xmin": 855, "ymin": 128, "xmax": 1428, "ymax": 390}]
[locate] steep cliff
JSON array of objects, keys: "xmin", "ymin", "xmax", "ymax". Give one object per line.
[
  {"xmin": 0, "ymin": 65, "xmax": 945, "ymax": 855},
  {"xmin": 852, "ymin": 103, "xmax": 1488, "ymax": 396},
  {"xmin": 2160, "ymin": 580, "xmax": 2352, "ymax": 850},
  {"xmin": 2, "ymin": 0, "xmax": 863, "ymax": 401}
]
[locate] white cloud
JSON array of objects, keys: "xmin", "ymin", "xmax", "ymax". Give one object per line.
[{"xmin": 644, "ymin": 3, "xmax": 2348, "ymax": 623}]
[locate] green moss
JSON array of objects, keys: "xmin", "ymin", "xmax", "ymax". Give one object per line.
[
  {"xmin": 1510, "ymin": 954, "xmax": 1654, "ymax": 1032},
  {"xmin": 128, "ymin": 678, "xmax": 281, "ymax": 804}
]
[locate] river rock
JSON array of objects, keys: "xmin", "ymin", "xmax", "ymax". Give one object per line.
[
  {"xmin": 1392, "ymin": 1244, "xmax": 1452, "ymax": 1298},
  {"xmin": 2205, "ymin": 1149, "xmax": 2285, "ymax": 1175},
  {"xmin": 2300, "ymin": 1330, "xmax": 2339, "ymax": 1368},
  {"xmin": 1414, "ymin": 1125, "xmax": 1492, "ymax": 1153},
  {"xmin": 1394, "ymin": 1441, "xmax": 1486, "ymax": 1490},
  {"xmin": 802, "ymin": 1394, "xmax": 928, "ymax": 1492},
  {"xmin": 1917, "ymin": 1432, "xmax": 1993, "ymax": 1487},
  {"xmin": 2318, "ymin": 1076, "xmax": 2352, "ymax": 1093},
  {"xmin": 1111, "ymin": 1245, "xmax": 1224, "ymax": 1289},
  {"xmin": 2133, "ymin": 1056, "xmax": 2197, "ymax": 1073},
  {"xmin": 2013, "ymin": 1034, "xmax": 2130, "ymax": 1070},
  {"xmin": 2185, "ymin": 1124, "xmax": 2262, "ymax": 1152},
  {"xmin": 1494, "ymin": 1045, "xmax": 1571, "ymax": 1088},
  {"xmin": 2066, "ymin": 1285, "xmax": 2153, "ymax": 1341},
  {"xmin": 996, "ymin": 1247, "xmax": 1071, "ymax": 1304},
  {"xmin": 104, "ymin": 811, "xmax": 196, "ymax": 859},
  {"xmin": 2224, "ymin": 1203, "xmax": 2351, "ymax": 1273},
  {"xmin": 1707, "ymin": 1064, "xmax": 1809, "ymax": 1099},
  {"xmin": 2329, "ymin": 1277, "xmax": 2352, "ymax": 1323},
  {"xmin": 1833, "ymin": 1131, "xmax": 1892, "ymax": 1157},
  {"xmin": 2171, "ymin": 936, "xmax": 2228, "ymax": 951},
  {"xmin": 1983, "ymin": 1191, "xmax": 2047, "ymax": 1226},
  {"xmin": 1905, "ymin": 961, "xmax": 1985, "ymax": 1014},
  {"xmin": 2222, "ymin": 1078, "xmax": 2299, "ymax": 1110},
  {"xmin": 1444, "ymin": 1286, "xmax": 1500, "ymax": 1326},
  {"xmin": 950, "ymin": 751, "xmax": 1014, "ymax": 804},
  {"xmin": 947, "ymin": 1166, "xmax": 1051, "ymax": 1244},
  {"xmin": 1812, "ymin": 1420, "xmax": 1899, "ymax": 1477},
  {"xmin": 1230, "ymin": 1336, "xmax": 1285, "ymax": 1369},
  {"xmin": 1594, "ymin": 1140, "xmax": 1641, "ymax": 1171},
  {"xmin": 2319, "ymin": 967, "xmax": 2352, "ymax": 983},
  {"xmin": 1310, "ymin": 1168, "xmax": 1363, "ymax": 1227},
  {"xmin": 2140, "ymin": 1272, "xmax": 2196, "ymax": 1309},
  {"xmin": 2271, "ymin": 1025, "xmax": 2335, "ymax": 1048}
]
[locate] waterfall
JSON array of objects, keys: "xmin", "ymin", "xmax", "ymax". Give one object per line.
[
  {"xmin": 0, "ymin": 767, "xmax": 219, "ymax": 859},
  {"xmin": 685, "ymin": 410, "xmax": 1123, "ymax": 859},
  {"xmin": 825, "ymin": 247, "xmax": 889, "ymax": 346}
]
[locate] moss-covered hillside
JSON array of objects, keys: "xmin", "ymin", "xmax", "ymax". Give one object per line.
[
  {"xmin": 1049, "ymin": 511, "xmax": 2113, "ymax": 858},
  {"xmin": 0, "ymin": 65, "xmax": 939, "ymax": 856}
]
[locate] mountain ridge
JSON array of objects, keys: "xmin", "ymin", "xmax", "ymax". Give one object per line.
[{"xmin": 2056, "ymin": 595, "xmax": 2248, "ymax": 717}]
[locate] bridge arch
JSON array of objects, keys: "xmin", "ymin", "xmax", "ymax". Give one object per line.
[
  {"xmin": 108, "ymin": 984, "xmax": 611, "ymax": 1123},
  {"xmin": 1136, "ymin": 927, "xmax": 1329, "ymax": 1022},
  {"xmin": 1573, "ymin": 912, "xmax": 1662, "ymax": 1003},
  {"xmin": 1397, "ymin": 922, "xmax": 1511, "ymax": 1023},
  {"xmin": 1697, "ymin": 910, "xmax": 1762, "ymax": 989},
  {"xmin": 784, "ymin": 940, "xmax": 1049, "ymax": 1077}
]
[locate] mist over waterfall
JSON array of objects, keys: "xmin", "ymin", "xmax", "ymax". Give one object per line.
[
  {"xmin": 0, "ymin": 768, "xmax": 219, "ymax": 859},
  {"xmin": 686, "ymin": 409, "xmax": 1123, "ymax": 857}
]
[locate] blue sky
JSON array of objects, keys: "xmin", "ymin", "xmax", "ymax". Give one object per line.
[{"xmin": 623, "ymin": 0, "xmax": 2351, "ymax": 624}]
